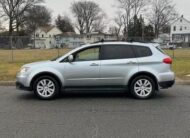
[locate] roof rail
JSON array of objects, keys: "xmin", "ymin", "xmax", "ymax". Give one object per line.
[
  {"xmin": 92, "ymin": 39, "xmax": 125, "ymax": 44},
  {"xmin": 91, "ymin": 38, "xmax": 155, "ymax": 44}
]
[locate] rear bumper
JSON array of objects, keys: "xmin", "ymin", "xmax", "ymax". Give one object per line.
[{"xmin": 159, "ymin": 80, "xmax": 175, "ymax": 89}]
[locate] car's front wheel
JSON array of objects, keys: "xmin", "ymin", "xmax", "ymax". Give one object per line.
[
  {"xmin": 33, "ymin": 76, "xmax": 60, "ymax": 100},
  {"xmin": 130, "ymin": 76, "xmax": 156, "ymax": 99}
]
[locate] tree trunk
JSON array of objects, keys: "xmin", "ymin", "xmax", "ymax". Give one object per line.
[{"xmin": 9, "ymin": 19, "xmax": 13, "ymax": 36}]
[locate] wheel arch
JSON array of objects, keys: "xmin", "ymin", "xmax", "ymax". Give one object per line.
[
  {"xmin": 30, "ymin": 72, "xmax": 63, "ymax": 90},
  {"xmin": 128, "ymin": 71, "xmax": 159, "ymax": 90}
]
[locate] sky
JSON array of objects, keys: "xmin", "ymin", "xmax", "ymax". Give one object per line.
[{"xmin": 45, "ymin": 0, "xmax": 190, "ymax": 21}]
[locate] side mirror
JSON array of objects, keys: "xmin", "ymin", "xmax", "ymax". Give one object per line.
[{"xmin": 68, "ymin": 55, "xmax": 74, "ymax": 63}]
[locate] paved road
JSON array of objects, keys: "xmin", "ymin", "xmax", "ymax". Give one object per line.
[{"xmin": 0, "ymin": 85, "xmax": 190, "ymax": 138}]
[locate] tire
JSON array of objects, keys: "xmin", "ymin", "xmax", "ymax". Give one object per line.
[
  {"xmin": 33, "ymin": 76, "xmax": 60, "ymax": 100},
  {"xmin": 130, "ymin": 75, "xmax": 156, "ymax": 99}
]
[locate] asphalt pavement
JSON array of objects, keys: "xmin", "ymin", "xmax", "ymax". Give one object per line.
[{"xmin": 0, "ymin": 85, "xmax": 190, "ymax": 138}]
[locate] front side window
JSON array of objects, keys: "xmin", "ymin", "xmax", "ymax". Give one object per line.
[
  {"xmin": 101, "ymin": 45, "xmax": 135, "ymax": 60},
  {"xmin": 74, "ymin": 47, "xmax": 100, "ymax": 62}
]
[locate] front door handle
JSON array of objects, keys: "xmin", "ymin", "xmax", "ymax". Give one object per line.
[
  {"xmin": 90, "ymin": 63, "xmax": 99, "ymax": 66},
  {"xmin": 126, "ymin": 61, "xmax": 137, "ymax": 65}
]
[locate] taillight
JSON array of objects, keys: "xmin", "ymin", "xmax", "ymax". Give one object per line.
[{"xmin": 163, "ymin": 58, "xmax": 172, "ymax": 64}]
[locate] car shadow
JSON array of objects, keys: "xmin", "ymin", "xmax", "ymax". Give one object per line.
[{"xmin": 17, "ymin": 90, "xmax": 172, "ymax": 101}]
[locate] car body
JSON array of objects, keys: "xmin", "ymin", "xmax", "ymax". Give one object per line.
[
  {"xmin": 16, "ymin": 41, "xmax": 175, "ymax": 100},
  {"xmin": 167, "ymin": 42, "xmax": 177, "ymax": 50}
]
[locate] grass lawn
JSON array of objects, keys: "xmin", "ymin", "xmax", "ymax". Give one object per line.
[
  {"xmin": 0, "ymin": 48, "xmax": 190, "ymax": 81},
  {"xmin": 0, "ymin": 49, "xmax": 71, "ymax": 81},
  {"xmin": 165, "ymin": 49, "xmax": 190, "ymax": 80}
]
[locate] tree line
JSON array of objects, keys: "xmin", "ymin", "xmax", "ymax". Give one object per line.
[{"xmin": 0, "ymin": 0, "xmax": 178, "ymax": 39}]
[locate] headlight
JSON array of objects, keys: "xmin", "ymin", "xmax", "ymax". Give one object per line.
[{"xmin": 20, "ymin": 67, "xmax": 30, "ymax": 74}]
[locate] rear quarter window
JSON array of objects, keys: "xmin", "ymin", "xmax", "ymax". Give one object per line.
[{"xmin": 133, "ymin": 46, "xmax": 152, "ymax": 57}]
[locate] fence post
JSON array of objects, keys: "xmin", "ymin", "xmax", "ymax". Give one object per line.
[
  {"xmin": 57, "ymin": 47, "xmax": 60, "ymax": 57},
  {"xmin": 172, "ymin": 48, "xmax": 175, "ymax": 59},
  {"xmin": 10, "ymin": 35, "xmax": 13, "ymax": 62}
]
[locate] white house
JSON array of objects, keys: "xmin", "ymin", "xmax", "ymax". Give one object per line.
[
  {"xmin": 55, "ymin": 32, "xmax": 118, "ymax": 48},
  {"xmin": 83, "ymin": 32, "xmax": 117, "ymax": 44},
  {"xmin": 170, "ymin": 15, "xmax": 190, "ymax": 43},
  {"xmin": 55, "ymin": 32, "xmax": 85, "ymax": 48},
  {"xmin": 33, "ymin": 26, "xmax": 62, "ymax": 49}
]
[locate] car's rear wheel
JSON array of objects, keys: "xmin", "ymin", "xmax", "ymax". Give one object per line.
[
  {"xmin": 33, "ymin": 76, "xmax": 60, "ymax": 100},
  {"xmin": 130, "ymin": 76, "xmax": 156, "ymax": 99}
]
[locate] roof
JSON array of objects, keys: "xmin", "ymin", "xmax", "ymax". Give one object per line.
[
  {"xmin": 56, "ymin": 32, "xmax": 81, "ymax": 37},
  {"xmin": 39, "ymin": 26, "xmax": 55, "ymax": 33},
  {"xmin": 85, "ymin": 32, "xmax": 116, "ymax": 36},
  {"xmin": 171, "ymin": 15, "xmax": 190, "ymax": 25}
]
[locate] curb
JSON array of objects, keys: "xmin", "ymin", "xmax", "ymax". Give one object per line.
[
  {"xmin": 0, "ymin": 81, "xmax": 15, "ymax": 86},
  {"xmin": 175, "ymin": 80, "xmax": 190, "ymax": 85},
  {"xmin": 0, "ymin": 80, "xmax": 190, "ymax": 86}
]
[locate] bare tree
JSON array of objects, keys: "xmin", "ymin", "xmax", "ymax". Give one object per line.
[
  {"xmin": 71, "ymin": 1, "xmax": 106, "ymax": 34},
  {"xmin": 133, "ymin": 0, "xmax": 149, "ymax": 16},
  {"xmin": 71, "ymin": 1, "xmax": 85, "ymax": 34},
  {"xmin": 109, "ymin": 12, "xmax": 124, "ymax": 40},
  {"xmin": 91, "ymin": 12, "xmax": 107, "ymax": 32},
  {"xmin": 24, "ymin": 5, "xmax": 52, "ymax": 33},
  {"xmin": 0, "ymin": 0, "xmax": 43, "ymax": 35},
  {"xmin": 116, "ymin": 0, "xmax": 148, "ymax": 38},
  {"xmin": 55, "ymin": 15, "xmax": 75, "ymax": 33},
  {"xmin": 148, "ymin": 0, "xmax": 178, "ymax": 38}
]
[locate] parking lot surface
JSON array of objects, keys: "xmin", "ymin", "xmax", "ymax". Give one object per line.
[{"xmin": 0, "ymin": 85, "xmax": 190, "ymax": 138}]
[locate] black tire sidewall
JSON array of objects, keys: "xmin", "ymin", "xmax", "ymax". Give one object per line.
[
  {"xmin": 33, "ymin": 76, "xmax": 60, "ymax": 100},
  {"xmin": 130, "ymin": 76, "xmax": 156, "ymax": 99}
]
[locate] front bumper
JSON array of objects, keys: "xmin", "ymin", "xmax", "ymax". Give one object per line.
[
  {"xmin": 159, "ymin": 80, "xmax": 175, "ymax": 89},
  {"xmin": 16, "ymin": 73, "xmax": 31, "ymax": 91},
  {"xmin": 16, "ymin": 82, "xmax": 31, "ymax": 91}
]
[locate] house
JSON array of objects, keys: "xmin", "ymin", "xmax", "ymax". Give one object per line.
[
  {"xmin": 170, "ymin": 15, "xmax": 190, "ymax": 43},
  {"xmin": 55, "ymin": 32, "xmax": 117, "ymax": 48},
  {"xmin": 55, "ymin": 32, "xmax": 84, "ymax": 48},
  {"xmin": 83, "ymin": 32, "xmax": 117, "ymax": 44},
  {"xmin": 33, "ymin": 26, "xmax": 62, "ymax": 49},
  {"xmin": 153, "ymin": 33, "xmax": 170, "ymax": 44}
]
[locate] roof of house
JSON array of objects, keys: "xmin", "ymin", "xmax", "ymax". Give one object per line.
[
  {"xmin": 85, "ymin": 32, "xmax": 116, "ymax": 36},
  {"xmin": 39, "ymin": 26, "xmax": 56, "ymax": 33},
  {"xmin": 56, "ymin": 32, "xmax": 81, "ymax": 37},
  {"xmin": 171, "ymin": 15, "xmax": 190, "ymax": 25}
]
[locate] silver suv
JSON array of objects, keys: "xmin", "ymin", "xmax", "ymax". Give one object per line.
[{"xmin": 16, "ymin": 42, "xmax": 175, "ymax": 100}]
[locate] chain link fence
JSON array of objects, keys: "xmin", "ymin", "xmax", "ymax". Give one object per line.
[{"xmin": 0, "ymin": 36, "xmax": 190, "ymax": 63}]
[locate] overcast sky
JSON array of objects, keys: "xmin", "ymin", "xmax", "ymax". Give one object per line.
[{"xmin": 45, "ymin": 0, "xmax": 190, "ymax": 21}]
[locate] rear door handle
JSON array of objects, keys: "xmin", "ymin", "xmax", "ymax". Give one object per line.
[{"xmin": 90, "ymin": 63, "xmax": 99, "ymax": 66}]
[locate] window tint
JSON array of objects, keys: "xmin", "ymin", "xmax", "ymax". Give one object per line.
[
  {"xmin": 74, "ymin": 47, "xmax": 100, "ymax": 62},
  {"xmin": 101, "ymin": 45, "xmax": 135, "ymax": 60},
  {"xmin": 134, "ymin": 46, "xmax": 152, "ymax": 57}
]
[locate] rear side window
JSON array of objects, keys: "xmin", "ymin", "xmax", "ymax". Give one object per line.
[
  {"xmin": 134, "ymin": 46, "xmax": 152, "ymax": 57},
  {"xmin": 101, "ymin": 45, "xmax": 135, "ymax": 60}
]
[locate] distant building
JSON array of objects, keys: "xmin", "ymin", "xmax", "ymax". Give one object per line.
[
  {"xmin": 170, "ymin": 15, "xmax": 190, "ymax": 43},
  {"xmin": 83, "ymin": 32, "xmax": 117, "ymax": 44},
  {"xmin": 33, "ymin": 26, "xmax": 62, "ymax": 49},
  {"xmin": 55, "ymin": 32, "xmax": 117, "ymax": 48},
  {"xmin": 55, "ymin": 32, "xmax": 84, "ymax": 48}
]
